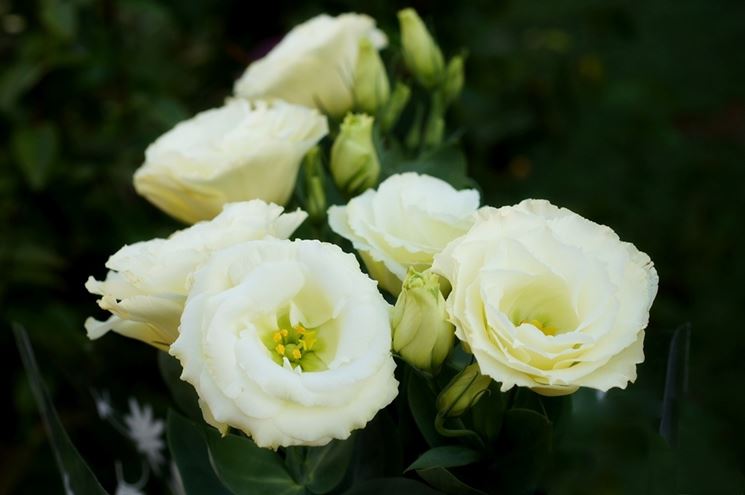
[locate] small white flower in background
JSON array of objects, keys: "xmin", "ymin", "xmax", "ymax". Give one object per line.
[
  {"xmin": 328, "ymin": 172, "xmax": 480, "ymax": 295},
  {"xmin": 433, "ymin": 199, "xmax": 658, "ymax": 396},
  {"xmin": 114, "ymin": 461, "xmax": 147, "ymax": 495},
  {"xmin": 133, "ymin": 99, "xmax": 327, "ymax": 224},
  {"xmin": 170, "ymin": 239, "xmax": 398, "ymax": 449},
  {"xmin": 85, "ymin": 200, "xmax": 307, "ymax": 349},
  {"xmin": 234, "ymin": 13, "xmax": 387, "ymax": 117},
  {"xmin": 124, "ymin": 399, "xmax": 164, "ymax": 471},
  {"xmin": 92, "ymin": 389, "xmax": 113, "ymax": 419}
]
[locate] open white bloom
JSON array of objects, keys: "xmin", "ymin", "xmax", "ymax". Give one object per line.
[
  {"xmin": 328, "ymin": 173, "xmax": 479, "ymax": 295},
  {"xmin": 134, "ymin": 99, "xmax": 327, "ymax": 223},
  {"xmin": 433, "ymin": 199, "xmax": 658, "ymax": 396},
  {"xmin": 124, "ymin": 398, "xmax": 165, "ymax": 471},
  {"xmin": 170, "ymin": 239, "xmax": 398, "ymax": 449},
  {"xmin": 85, "ymin": 201, "xmax": 306, "ymax": 349},
  {"xmin": 234, "ymin": 13, "xmax": 387, "ymax": 117}
]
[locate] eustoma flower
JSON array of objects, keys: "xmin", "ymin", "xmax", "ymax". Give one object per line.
[
  {"xmin": 85, "ymin": 201, "xmax": 306, "ymax": 349},
  {"xmin": 170, "ymin": 239, "xmax": 398, "ymax": 448},
  {"xmin": 328, "ymin": 173, "xmax": 479, "ymax": 295},
  {"xmin": 433, "ymin": 200, "xmax": 658, "ymax": 395},
  {"xmin": 134, "ymin": 99, "xmax": 327, "ymax": 224},
  {"xmin": 234, "ymin": 13, "xmax": 387, "ymax": 117}
]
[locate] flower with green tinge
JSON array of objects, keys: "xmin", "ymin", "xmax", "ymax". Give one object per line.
[
  {"xmin": 352, "ymin": 37, "xmax": 390, "ymax": 114},
  {"xmin": 330, "ymin": 113, "xmax": 380, "ymax": 196},
  {"xmin": 85, "ymin": 201, "xmax": 306, "ymax": 349},
  {"xmin": 436, "ymin": 363, "xmax": 492, "ymax": 417},
  {"xmin": 134, "ymin": 99, "xmax": 327, "ymax": 224},
  {"xmin": 442, "ymin": 55, "xmax": 465, "ymax": 105},
  {"xmin": 234, "ymin": 13, "xmax": 387, "ymax": 117},
  {"xmin": 328, "ymin": 173, "xmax": 479, "ymax": 295},
  {"xmin": 433, "ymin": 199, "xmax": 659, "ymax": 396},
  {"xmin": 398, "ymin": 8, "xmax": 445, "ymax": 88},
  {"xmin": 170, "ymin": 239, "xmax": 398, "ymax": 449},
  {"xmin": 392, "ymin": 268, "xmax": 454, "ymax": 373}
]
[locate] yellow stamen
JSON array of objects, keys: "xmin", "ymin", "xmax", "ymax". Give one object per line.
[
  {"xmin": 280, "ymin": 329, "xmax": 289, "ymax": 337},
  {"xmin": 295, "ymin": 325, "xmax": 305, "ymax": 334},
  {"xmin": 291, "ymin": 348, "xmax": 302, "ymax": 360},
  {"xmin": 275, "ymin": 344, "xmax": 286, "ymax": 355},
  {"xmin": 524, "ymin": 319, "xmax": 557, "ymax": 336},
  {"xmin": 272, "ymin": 332, "xmax": 283, "ymax": 343}
]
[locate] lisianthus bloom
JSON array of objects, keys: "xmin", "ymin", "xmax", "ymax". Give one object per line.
[
  {"xmin": 433, "ymin": 199, "xmax": 658, "ymax": 396},
  {"xmin": 328, "ymin": 172, "xmax": 479, "ymax": 295},
  {"xmin": 85, "ymin": 201, "xmax": 306, "ymax": 349},
  {"xmin": 170, "ymin": 239, "xmax": 398, "ymax": 448}
]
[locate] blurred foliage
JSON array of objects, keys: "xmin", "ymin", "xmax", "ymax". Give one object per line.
[{"xmin": 2, "ymin": 0, "xmax": 743, "ymax": 493}]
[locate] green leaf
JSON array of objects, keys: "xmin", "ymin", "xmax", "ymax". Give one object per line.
[
  {"xmin": 343, "ymin": 477, "xmax": 441, "ymax": 495},
  {"xmin": 491, "ymin": 408, "xmax": 552, "ymax": 493},
  {"xmin": 158, "ymin": 352, "xmax": 202, "ymax": 420},
  {"xmin": 167, "ymin": 411, "xmax": 231, "ymax": 495},
  {"xmin": 11, "ymin": 123, "xmax": 58, "ymax": 191},
  {"xmin": 206, "ymin": 430, "xmax": 304, "ymax": 495},
  {"xmin": 659, "ymin": 322, "xmax": 691, "ymax": 447},
  {"xmin": 40, "ymin": 0, "xmax": 78, "ymax": 39},
  {"xmin": 380, "ymin": 142, "xmax": 476, "ymax": 191},
  {"xmin": 407, "ymin": 370, "xmax": 444, "ymax": 447},
  {"xmin": 468, "ymin": 382, "xmax": 504, "ymax": 443},
  {"xmin": 284, "ymin": 435, "xmax": 356, "ymax": 494},
  {"xmin": 0, "ymin": 62, "xmax": 45, "ymax": 112},
  {"xmin": 416, "ymin": 467, "xmax": 487, "ymax": 495},
  {"xmin": 407, "ymin": 446, "xmax": 481, "ymax": 472},
  {"xmin": 12, "ymin": 324, "xmax": 108, "ymax": 495}
]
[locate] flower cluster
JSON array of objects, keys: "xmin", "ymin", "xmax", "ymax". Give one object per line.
[{"xmin": 85, "ymin": 8, "xmax": 657, "ymax": 477}]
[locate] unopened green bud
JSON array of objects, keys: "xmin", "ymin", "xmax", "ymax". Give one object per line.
[
  {"xmin": 353, "ymin": 38, "xmax": 390, "ymax": 114},
  {"xmin": 330, "ymin": 113, "xmax": 380, "ymax": 196},
  {"xmin": 392, "ymin": 269, "xmax": 454, "ymax": 373},
  {"xmin": 303, "ymin": 147, "xmax": 326, "ymax": 223},
  {"xmin": 398, "ymin": 8, "xmax": 445, "ymax": 89},
  {"xmin": 436, "ymin": 363, "xmax": 492, "ymax": 417},
  {"xmin": 442, "ymin": 55, "xmax": 465, "ymax": 105},
  {"xmin": 380, "ymin": 82, "xmax": 412, "ymax": 133}
]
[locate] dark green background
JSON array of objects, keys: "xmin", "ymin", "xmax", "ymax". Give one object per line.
[{"xmin": 2, "ymin": 0, "xmax": 743, "ymax": 493}]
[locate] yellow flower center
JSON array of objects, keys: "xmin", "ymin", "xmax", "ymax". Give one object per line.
[
  {"xmin": 522, "ymin": 319, "xmax": 558, "ymax": 336},
  {"xmin": 267, "ymin": 324, "xmax": 319, "ymax": 367}
]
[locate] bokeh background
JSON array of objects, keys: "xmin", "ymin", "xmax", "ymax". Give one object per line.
[{"xmin": 2, "ymin": 0, "xmax": 743, "ymax": 493}]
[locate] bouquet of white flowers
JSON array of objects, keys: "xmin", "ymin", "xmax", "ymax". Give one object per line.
[{"xmin": 16, "ymin": 8, "xmax": 663, "ymax": 495}]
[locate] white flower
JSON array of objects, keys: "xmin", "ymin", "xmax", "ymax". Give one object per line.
[
  {"xmin": 170, "ymin": 239, "xmax": 398, "ymax": 449},
  {"xmin": 114, "ymin": 461, "xmax": 147, "ymax": 495},
  {"xmin": 134, "ymin": 99, "xmax": 327, "ymax": 224},
  {"xmin": 433, "ymin": 199, "xmax": 658, "ymax": 396},
  {"xmin": 115, "ymin": 483, "xmax": 144, "ymax": 495},
  {"xmin": 328, "ymin": 173, "xmax": 479, "ymax": 295},
  {"xmin": 124, "ymin": 399, "xmax": 165, "ymax": 471},
  {"xmin": 92, "ymin": 389, "xmax": 113, "ymax": 419},
  {"xmin": 85, "ymin": 201, "xmax": 306, "ymax": 349},
  {"xmin": 234, "ymin": 13, "xmax": 387, "ymax": 117}
]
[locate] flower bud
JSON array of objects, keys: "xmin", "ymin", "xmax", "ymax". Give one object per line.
[
  {"xmin": 442, "ymin": 55, "xmax": 465, "ymax": 105},
  {"xmin": 353, "ymin": 38, "xmax": 391, "ymax": 114},
  {"xmin": 302, "ymin": 147, "xmax": 326, "ymax": 223},
  {"xmin": 436, "ymin": 363, "xmax": 492, "ymax": 417},
  {"xmin": 330, "ymin": 113, "xmax": 380, "ymax": 196},
  {"xmin": 380, "ymin": 82, "xmax": 411, "ymax": 133},
  {"xmin": 398, "ymin": 8, "xmax": 445, "ymax": 89},
  {"xmin": 391, "ymin": 269, "xmax": 455, "ymax": 372}
]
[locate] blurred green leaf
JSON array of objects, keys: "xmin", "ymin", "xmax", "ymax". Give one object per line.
[
  {"xmin": 285, "ymin": 435, "xmax": 356, "ymax": 494},
  {"xmin": 0, "ymin": 62, "xmax": 45, "ymax": 112},
  {"xmin": 11, "ymin": 123, "xmax": 58, "ymax": 191},
  {"xmin": 167, "ymin": 410, "xmax": 231, "ymax": 495},
  {"xmin": 40, "ymin": 0, "xmax": 78, "ymax": 40},
  {"xmin": 406, "ymin": 446, "xmax": 481, "ymax": 472},
  {"xmin": 416, "ymin": 467, "xmax": 487, "ymax": 495},
  {"xmin": 659, "ymin": 323, "xmax": 691, "ymax": 447},
  {"xmin": 206, "ymin": 430, "xmax": 304, "ymax": 495},
  {"xmin": 13, "ymin": 324, "xmax": 108, "ymax": 495},
  {"xmin": 343, "ymin": 477, "xmax": 441, "ymax": 495}
]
